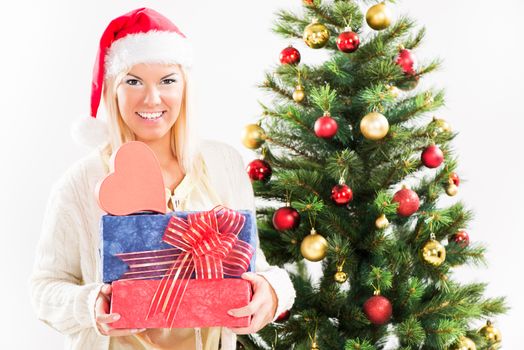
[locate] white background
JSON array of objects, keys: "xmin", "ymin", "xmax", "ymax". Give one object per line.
[{"xmin": 1, "ymin": 0, "xmax": 522, "ymax": 348}]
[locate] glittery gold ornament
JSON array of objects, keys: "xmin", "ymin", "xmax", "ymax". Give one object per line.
[
  {"xmin": 293, "ymin": 85, "xmax": 305, "ymax": 102},
  {"xmin": 300, "ymin": 228, "xmax": 328, "ymax": 262},
  {"xmin": 446, "ymin": 183, "xmax": 458, "ymax": 196},
  {"xmin": 366, "ymin": 2, "xmax": 392, "ymax": 31},
  {"xmin": 303, "ymin": 19, "xmax": 330, "ymax": 49},
  {"xmin": 334, "ymin": 270, "xmax": 348, "ymax": 283},
  {"xmin": 479, "ymin": 321, "xmax": 502, "ymax": 346},
  {"xmin": 241, "ymin": 124, "xmax": 266, "ymax": 149},
  {"xmin": 420, "ymin": 237, "xmax": 446, "ymax": 266},
  {"xmin": 360, "ymin": 112, "xmax": 389, "ymax": 140},
  {"xmin": 453, "ymin": 336, "xmax": 477, "ymax": 350},
  {"xmin": 375, "ymin": 214, "xmax": 389, "ymax": 229},
  {"xmin": 432, "ymin": 117, "xmax": 452, "ymax": 133}
]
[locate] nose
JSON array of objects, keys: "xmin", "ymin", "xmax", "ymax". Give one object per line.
[{"xmin": 143, "ymin": 85, "xmax": 162, "ymax": 106}]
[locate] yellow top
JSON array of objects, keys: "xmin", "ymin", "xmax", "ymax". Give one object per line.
[{"xmin": 109, "ymin": 160, "xmax": 224, "ymax": 350}]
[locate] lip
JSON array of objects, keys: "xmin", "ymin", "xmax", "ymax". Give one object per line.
[{"xmin": 135, "ymin": 111, "xmax": 165, "ymax": 123}]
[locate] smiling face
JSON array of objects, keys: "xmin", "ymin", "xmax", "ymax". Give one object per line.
[{"xmin": 116, "ymin": 63, "xmax": 186, "ymax": 143}]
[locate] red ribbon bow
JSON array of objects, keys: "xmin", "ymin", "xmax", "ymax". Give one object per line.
[{"xmin": 115, "ymin": 205, "xmax": 254, "ymax": 326}]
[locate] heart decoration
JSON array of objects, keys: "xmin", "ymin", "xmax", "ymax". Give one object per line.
[{"xmin": 96, "ymin": 141, "xmax": 167, "ymax": 215}]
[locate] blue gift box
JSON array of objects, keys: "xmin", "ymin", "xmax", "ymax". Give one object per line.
[{"xmin": 100, "ymin": 210, "xmax": 257, "ymax": 283}]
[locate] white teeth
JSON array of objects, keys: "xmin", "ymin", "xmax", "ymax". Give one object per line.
[{"xmin": 137, "ymin": 111, "xmax": 164, "ymax": 120}]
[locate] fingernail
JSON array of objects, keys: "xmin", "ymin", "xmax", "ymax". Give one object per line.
[
  {"xmin": 227, "ymin": 310, "xmax": 233, "ymax": 316},
  {"xmin": 112, "ymin": 314, "xmax": 120, "ymax": 321}
]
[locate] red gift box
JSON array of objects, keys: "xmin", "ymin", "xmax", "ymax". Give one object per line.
[{"xmin": 110, "ymin": 279, "xmax": 252, "ymax": 328}]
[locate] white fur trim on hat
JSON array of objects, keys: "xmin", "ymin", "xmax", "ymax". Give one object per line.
[
  {"xmin": 105, "ymin": 31, "xmax": 193, "ymax": 77},
  {"xmin": 71, "ymin": 116, "xmax": 109, "ymax": 147}
]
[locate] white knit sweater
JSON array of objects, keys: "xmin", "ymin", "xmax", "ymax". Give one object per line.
[{"xmin": 30, "ymin": 140, "xmax": 296, "ymax": 350}]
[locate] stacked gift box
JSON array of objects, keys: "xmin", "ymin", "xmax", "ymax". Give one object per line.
[{"xmin": 96, "ymin": 141, "xmax": 256, "ymax": 329}]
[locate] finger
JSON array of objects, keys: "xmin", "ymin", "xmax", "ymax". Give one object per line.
[
  {"xmin": 105, "ymin": 328, "xmax": 146, "ymax": 337},
  {"xmin": 228, "ymin": 299, "xmax": 261, "ymax": 318},
  {"xmin": 100, "ymin": 284, "xmax": 112, "ymax": 299},
  {"xmin": 96, "ymin": 313, "xmax": 121, "ymax": 324},
  {"xmin": 230, "ymin": 311, "xmax": 265, "ymax": 335}
]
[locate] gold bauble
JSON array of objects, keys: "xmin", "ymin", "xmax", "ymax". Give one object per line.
[
  {"xmin": 479, "ymin": 321, "xmax": 502, "ymax": 345},
  {"xmin": 453, "ymin": 336, "xmax": 477, "ymax": 350},
  {"xmin": 311, "ymin": 341, "xmax": 319, "ymax": 350},
  {"xmin": 446, "ymin": 183, "xmax": 458, "ymax": 196},
  {"xmin": 360, "ymin": 112, "xmax": 389, "ymax": 140},
  {"xmin": 366, "ymin": 2, "xmax": 392, "ymax": 31},
  {"xmin": 293, "ymin": 85, "xmax": 305, "ymax": 103},
  {"xmin": 300, "ymin": 229, "xmax": 328, "ymax": 262},
  {"xmin": 303, "ymin": 20, "xmax": 330, "ymax": 49},
  {"xmin": 241, "ymin": 124, "xmax": 266, "ymax": 149},
  {"xmin": 420, "ymin": 239, "xmax": 446, "ymax": 266},
  {"xmin": 432, "ymin": 117, "xmax": 452, "ymax": 133},
  {"xmin": 375, "ymin": 214, "xmax": 389, "ymax": 229},
  {"xmin": 334, "ymin": 270, "xmax": 348, "ymax": 283}
]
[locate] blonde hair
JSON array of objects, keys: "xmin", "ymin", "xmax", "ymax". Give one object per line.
[{"xmin": 102, "ymin": 64, "xmax": 202, "ymax": 175}]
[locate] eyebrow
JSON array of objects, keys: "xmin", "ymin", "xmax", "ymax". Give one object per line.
[{"xmin": 126, "ymin": 72, "xmax": 178, "ymax": 80}]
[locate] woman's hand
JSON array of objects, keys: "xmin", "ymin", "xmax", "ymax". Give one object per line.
[
  {"xmin": 95, "ymin": 284, "xmax": 146, "ymax": 336},
  {"xmin": 228, "ymin": 272, "xmax": 278, "ymax": 334}
]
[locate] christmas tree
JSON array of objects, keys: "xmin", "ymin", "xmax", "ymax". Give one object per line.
[{"xmin": 238, "ymin": 1, "xmax": 507, "ymax": 349}]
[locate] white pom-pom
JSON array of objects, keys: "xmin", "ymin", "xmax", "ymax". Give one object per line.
[{"xmin": 71, "ymin": 116, "xmax": 109, "ymax": 147}]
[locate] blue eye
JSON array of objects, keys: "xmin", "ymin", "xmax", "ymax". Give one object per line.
[
  {"xmin": 125, "ymin": 79, "xmax": 141, "ymax": 86},
  {"xmin": 161, "ymin": 78, "xmax": 177, "ymax": 85}
]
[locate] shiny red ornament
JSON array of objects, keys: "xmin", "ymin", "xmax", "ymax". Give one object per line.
[
  {"xmin": 246, "ymin": 159, "xmax": 272, "ymax": 182},
  {"xmin": 363, "ymin": 295, "xmax": 392, "ymax": 325},
  {"xmin": 275, "ymin": 309, "xmax": 291, "ymax": 323},
  {"xmin": 449, "ymin": 172, "xmax": 460, "ymax": 186},
  {"xmin": 336, "ymin": 30, "xmax": 360, "ymax": 53},
  {"xmin": 396, "ymin": 48, "xmax": 417, "ymax": 75},
  {"xmin": 421, "ymin": 144, "xmax": 444, "ymax": 168},
  {"xmin": 331, "ymin": 184, "xmax": 353, "ymax": 205},
  {"xmin": 451, "ymin": 230, "xmax": 469, "ymax": 248},
  {"xmin": 314, "ymin": 114, "xmax": 338, "ymax": 138},
  {"xmin": 392, "ymin": 187, "xmax": 420, "ymax": 217},
  {"xmin": 279, "ymin": 45, "xmax": 301, "ymax": 65},
  {"xmin": 273, "ymin": 206, "xmax": 301, "ymax": 231}
]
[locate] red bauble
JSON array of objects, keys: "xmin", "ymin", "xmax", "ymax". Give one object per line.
[
  {"xmin": 396, "ymin": 48, "xmax": 417, "ymax": 75},
  {"xmin": 336, "ymin": 30, "xmax": 360, "ymax": 53},
  {"xmin": 279, "ymin": 45, "xmax": 301, "ymax": 65},
  {"xmin": 246, "ymin": 159, "xmax": 272, "ymax": 182},
  {"xmin": 449, "ymin": 172, "xmax": 460, "ymax": 186},
  {"xmin": 273, "ymin": 206, "xmax": 301, "ymax": 231},
  {"xmin": 392, "ymin": 187, "xmax": 420, "ymax": 217},
  {"xmin": 421, "ymin": 145, "xmax": 444, "ymax": 168},
  {"xmin": 275, "ymin": 309, "xmax": 291, "ymax": 323},
  {"xmin": 363, "ymin": 295, "xmax": 392, "ymax": 325},
  {"xmin": 314, "ymin": 114, "xmax": 338, "ymax": 138},
  {"xmin": 331, "ymin": 184, "xmax": 353, "ymax": 205},
  {"xmin": 451, "ymin": 230, "xmax": 469, "ymax": 248}
]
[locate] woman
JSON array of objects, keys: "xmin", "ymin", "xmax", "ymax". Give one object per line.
[{"xmin": 30, "ymin": 7, "xmax": 295, "ymax": 350}]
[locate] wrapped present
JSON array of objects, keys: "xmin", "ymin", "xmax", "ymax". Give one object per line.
[
  {"xmin": 101, "ymin": 209, "xmax": 257, "ymax": 283},
  {"xmin": 96, "ymin": 142, "xmax": 257, "ymax": 328},
  {"xmin": 100, "ymin": 205, "xmax": 257, "ymax": 328},
  {"xmin": 111, "ymin": 279, "xmax": 252, "ymax": 328}
]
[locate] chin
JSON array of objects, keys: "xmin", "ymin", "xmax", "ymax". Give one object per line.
[{"xmin": 134, "ymin": 130, "xmax": 171, "ymax": 143}]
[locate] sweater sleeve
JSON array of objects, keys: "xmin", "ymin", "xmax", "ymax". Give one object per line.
[
  {"xmin": 224, "ymin": 145, "xmax": 296, "ymax": 320},
  {"xmin": 30, "ymin": 170, "xmax": 103, "ymax": 335}
]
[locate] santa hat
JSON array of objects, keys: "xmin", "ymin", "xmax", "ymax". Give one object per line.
[{"xmin": 72, "ymin": 7, "xmax": 193, "ymax": 147}]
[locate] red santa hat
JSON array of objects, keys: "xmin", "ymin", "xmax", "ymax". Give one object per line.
[{"xmin": 73, "ymin": 7, "xmax": 193, "ymax": 147}]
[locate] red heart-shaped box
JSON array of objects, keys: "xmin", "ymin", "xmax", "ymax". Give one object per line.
[{"xmin": 96, "ymin": 141, "xmax": 167, "ymax": 215}]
